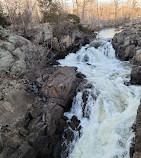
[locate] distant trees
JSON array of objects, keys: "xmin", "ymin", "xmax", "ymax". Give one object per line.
[
  {"xmin": 0, "ymin": 0, "xmax": 140, "ymax": 31},
  {"xmin": 71, "ymin": 0, "xmax": 141, "ymax": 29},
  {"xmin": 2, "ymin": 0, "xmax": 40, "ymax": 31},
  {"xmin": 38, "ymin": 0, "xmax": 65, "ymax": 23},
  {"xmin": 114, "ymin": 0, "xmax": 119, "ymax": 26},
  {"xmin": 131, "ymin": 0, "xmax": 138, "ymax": 18}
]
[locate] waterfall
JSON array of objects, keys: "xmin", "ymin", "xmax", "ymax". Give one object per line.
[{"xmin": 58, "ymin": 29, "xmax": 141, "ymax": 158}]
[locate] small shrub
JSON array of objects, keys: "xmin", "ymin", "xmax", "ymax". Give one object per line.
[
  {"xmin": 41, "ymin": 2, "xmax": 64, "ymax": 23},
  {"xmin": 77, "ymin": 24, "xmax": 93, "ymax": 34},
  {"xmin": 66, "ymin": 14, "xmax": 80, "ymax": 24}
]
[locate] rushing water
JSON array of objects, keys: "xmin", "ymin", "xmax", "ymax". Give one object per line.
[{"xmin": 58, "ymin": 28, "xmax": 141, "ymax": 158}]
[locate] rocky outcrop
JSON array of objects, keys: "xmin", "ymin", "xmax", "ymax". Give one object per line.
[
  {"xmin": 133, "ymin": 104, "xmax": 141, "ymax": 158},
  {"xmin": 133, "ymin": 49, "xmax": 141, "ymax": 66},
  {"xmin": 0, "ymin": 26, "xmax": 44, "ymax": 77},
  {"xmin": 131, "ymin": 67, "xmax": 141, "ymax": 85},
  {"xmin": 112, "ymin": 27, "xmax": 141, "ymax": 61},
  {"xmin": 38, "ymin": 24, "xmax": 96, "ymax": 66},
  {"xmin": 45, "ymin": 35, "xmax": 95, "ymax": 66},
  {"xmin": 112, "ymin": 23, "xmax": 141, "ymax": 158},
  {"xmin": 112, "ymin": 24, "xmax": 141, "ymax": 85},
  {"xmin": 0, "ymin": 66, "xmax": 83, "ymax": 158},
  {"xmin": 41, "ymin": 67, "xmax": 78, "ymax": 110},
  {"xmin": 0, "ymin": 22, "xmax": 91, "ymax": 158},
  {"xmin": 0, "ymin": 80, "xmax": 29, "ymax": 126}
]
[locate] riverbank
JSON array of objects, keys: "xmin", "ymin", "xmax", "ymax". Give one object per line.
[
  {"xmin": 112, "ymin": 22, "xmax": 141, "ymax": 158},
  {"xmin": 56, "ymin": 28, "xmax": 141, "ymax": 158},
  {"xmin": 0, "ymin": 25, "xmax": 95, "ymax": 158},
  {"xmin": 0, "ymin": 23, "xmax": 141, "ymax": 158}
]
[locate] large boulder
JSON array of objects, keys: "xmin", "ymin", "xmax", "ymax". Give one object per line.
[
  {"xmin": 0, "ymin": 49, "xmax": 14, "ymax": 76},
  {"xmin": 133, "ymin": 49, "xmax": 141, "ymax": 66},
  {"xmin": 0, "ymin": 66, "xmax": 83, "ymax": 158},
  {"xmin": 0, "ymin": 81, "xmax": 29, "ymax": 126},
  {"xmin": 42, "ymin": 66, "xmax": 79, "ymax": 110},
  {"xmin": 131, "ymin": 66, "xmax": 141, "ymax": 85},
  {"xmin": 133, "ymin": 104, "xmax": 141, "ymax": 158},
  {"xmin": 112, "ymin": 24, "xmax": 141, "ymax": 86},
  {"xmin": 112, "ymin": 26, "xmax": 141, "ymax": 61},
  {"xmin": 0, "ymin": 26, "xmax": 40, "ymax": 77}
]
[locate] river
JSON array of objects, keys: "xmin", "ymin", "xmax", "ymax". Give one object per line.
[{"xmin": 58, "ymin": 28, "xmax": 141, "ymax": 158}]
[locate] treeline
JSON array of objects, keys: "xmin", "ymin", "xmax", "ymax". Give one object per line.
[
  {"xmin": 72, "ymin": 0, "xmax": 141, "ymax": 28},
  {"xmin": 0, "ymin": 0, "xmax": 81, "ymax": 29},
  {"xmin": 0, "ymin": 0, "xmax": 141, "ymax": 31}
]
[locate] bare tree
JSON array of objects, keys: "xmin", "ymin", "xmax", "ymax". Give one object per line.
[{"xmin": 114, "ymin": 0, "xmax": 119, "ymax": 26}]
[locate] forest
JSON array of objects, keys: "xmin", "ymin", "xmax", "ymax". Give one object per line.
[{"xmin": 0, "ymin": 0, "xmax": 141, "ymax": 31}]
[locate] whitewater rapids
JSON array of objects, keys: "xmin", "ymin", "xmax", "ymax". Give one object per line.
[{"xmin": 58, "ymin": 29, "xmax": 141, "ymax": 158}]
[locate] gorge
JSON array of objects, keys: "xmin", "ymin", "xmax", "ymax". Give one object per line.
[
  {"xmin": 59, "ymin": 29, "xmax": 141, "ymax": 158},
  {"xmin": 0, "ymin": 25, "xmax": 141, "ymax": 158}
]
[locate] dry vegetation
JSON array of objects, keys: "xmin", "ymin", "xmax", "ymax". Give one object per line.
[
  {"xmin": 0, "ymin": 0, "xmax": 141, "ymax": 32},
  {"xmin": 72, "ymin": 0, "xmax": 141, "ymax": 29}
]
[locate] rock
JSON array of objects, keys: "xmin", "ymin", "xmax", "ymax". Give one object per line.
[
  {"xmin": 8, "ymin": 35, "xmax": 31, "ymax": 47},
  {"xmin": 124, "ymin": 45, "xmax": 135, "ymax": 60},
  {"xmin": 138, "ymin": 39, "xmax": 141, "ymax": 47},
  {"xmin": 112, "ymin": 28, "xmax": 141, "ymax": 61},
  {"xmin": 35, "ymin": 136, "xmax": 53, "ymax": 157},
  {"xmin": 0, "ymin": 23, "xmax": 87, "ymax": 158},
  {"xmin": 131, "ymin": 67, "xmax": 141, "ymax": 85},
  {"xmin": 0, "ymin": 49, "xmax": 14, "ymax": 77},
  {"xmin": 12, "ymin": 48, "xmax": 25, "ymax": 60},
  {"xmin": 133, "ymin": 104, "xmax": 141, "ymax": 158},
  {"xmin": 10, "ymin": 60, "xmax": 26, "ymax": 75},
  {"xmin": 0, "ymin": 91, "xmax": 3, "ymax": 100},
  {"xmin": 69, "ymin": 115, "xmax": 80, "ymax": 131},
  {"xmin": 83, "ymin": 55, "xmax": 89, "ymax": 62},
  {"xmin": 133, "ymin": 152, "xmax": 141, "ymax": 158},
  {"xmin": 52, "ymin": 37, "xmax": 60, "ymax": 51},
  {"xmin": 39, "ymin": 24, "xmax": 53, "ymax": 43},
  {"xmin": 0, "ymin": 41, "xmax": 15, "ymax": 52},
  {"xmin": 42, "ymin": 66, "xmax": 78, "ymax": 110},
  {"xmin": 112, "ymin": 31, "xmax": 125, "ymax": 51},
  {"xmin": 0, "ymin": 81, "xmax": 29, "ymax": 126},
  {"xmin": 0, "ymin": 147, "xmax": 15, "ymax": 158},
  {"xmin": 82, "ymin": 90, "xmax": 89, "ymax": 117},
  {"xmin": 60, "ymin": 35, "xmax": 72, "ymax": 48},
  {"xmin": 0, "ymin": 27, "xmax": 42, "ymax": 77},
  {"xmin": 9, "ymin": 141, "xmax": 36, "ymax": 158},
  {"xmin": 45, "ymin": 102, "xmax": 64, "ymax": 135},
  {"xmin": 133, "ymin": 49, "xmax": 141, "ymax": 66},
  {"xmin": 64, "ymin": 128, "xmax": 74, "ymax": 142},
  {"xmin": 124, "ymin": 37, "xmax": 130, "ymax": 46}
]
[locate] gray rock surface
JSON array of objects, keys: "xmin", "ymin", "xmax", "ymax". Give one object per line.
[
  {"xmin": 112, "ymin": 23, "xmax": 141, "ymax": 158},
  {"xmin": 131, "ymin": 66, "xmax": 141, "ymax": 85},
  {"xmin": 133, "ymin": 49, "xmax": 141, "ymax": 65},
  {"xmin": 0, "ymin": 26, "xmax": 39, "ymax": 77},
  {"xmin": 133, "ymin": 104, "xmax": 141, "ymax": 158},
  {"xmin": 0, "ymin": 66, "xmax": 82, "ymax": 158}
]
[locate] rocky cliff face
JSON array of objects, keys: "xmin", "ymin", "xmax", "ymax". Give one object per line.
[
  {"xmin": 0, "ymin": 66, "xmax": 84, "ymax": 158},
  {"xmin": 0, "ymin": 26, "xmax": 42, "ymax": 77},
  {"xmin": 112, "ymin": 23, "xmax": 141, "ymax": 158},
  {"xmin": 112, "ymin": 23, "xmax": 141, "ymax": 85},
  {"xmin": 133, "ymin": 104, "xmax": 141, "ymax": 158},
  {"xmin": 0, "ymin": 23, "xmax": 92, "ymax": 157},
  {"xmin": 39, "ymin": 24, "xmax": 96, "ymax": 66}
]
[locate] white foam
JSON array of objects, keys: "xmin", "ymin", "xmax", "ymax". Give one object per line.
[{"xmin": 59, "ymin": 29, "xmax": 141, "ymax": 158}]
